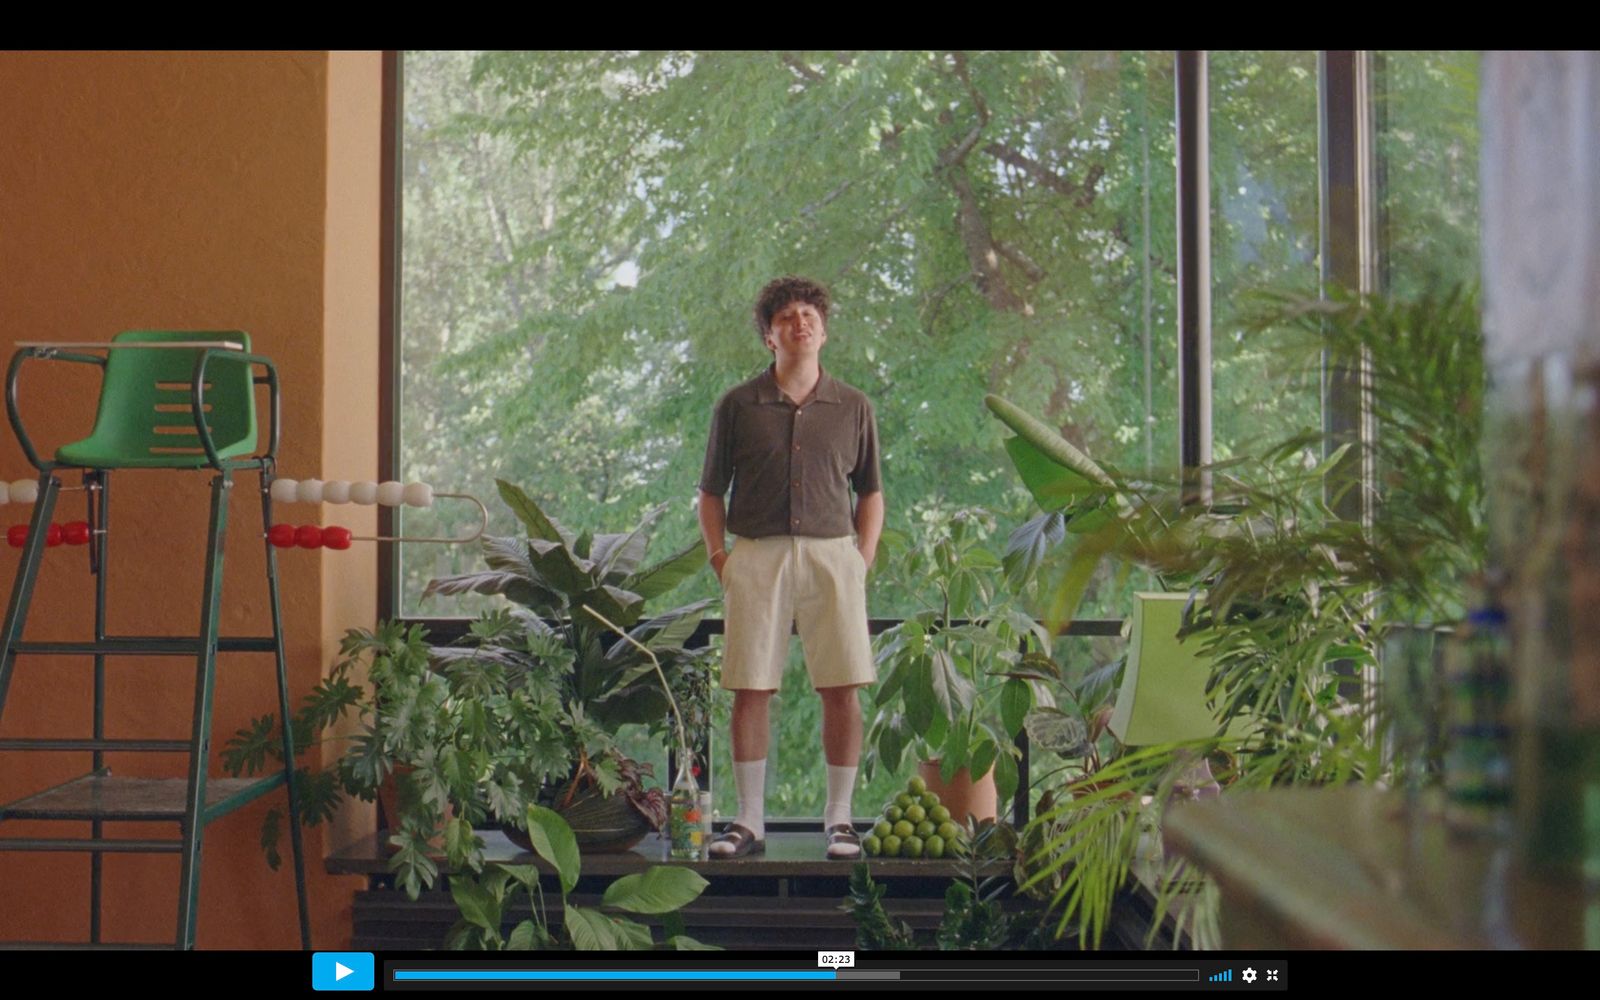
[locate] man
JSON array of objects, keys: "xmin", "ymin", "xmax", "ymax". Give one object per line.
[{"xmin": 698, "ymin": 275, "xmax": 884, "ymax": 860}]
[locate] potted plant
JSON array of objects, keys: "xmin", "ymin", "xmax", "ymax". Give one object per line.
[
  {"xmin": 982, "ymin": 286, "xmax": 1485, "ymax": 946},
  {"xmin": 224, "ymin": 616, "xmax": 589, "ymax": 896},
  {"xmin": 422, "ymin": 480, "xmax": 713, "ymax": 851},
  {"xmin": 863, "ymin": 507, "xmax": 1060, "ymax": 822}
]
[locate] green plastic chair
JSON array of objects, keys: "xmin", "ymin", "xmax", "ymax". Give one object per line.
[{"xmin": 53, "ymin": 330, "xmax": 258, "ymax": 469}]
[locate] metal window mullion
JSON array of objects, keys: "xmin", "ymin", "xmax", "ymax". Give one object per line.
[
  {"xmin": 1318, "ymin": 51, "xmax": 1378, "ymax": 527},
  {"xmin": 1176, "ymin": 51, "xmax": 1212, "ymax": 507}
]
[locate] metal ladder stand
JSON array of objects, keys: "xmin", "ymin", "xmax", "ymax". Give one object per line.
[{"xmin": 0, "ymin": 331, "xmax": 310, "ymax": 949}]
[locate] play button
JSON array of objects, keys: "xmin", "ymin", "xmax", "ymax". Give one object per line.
[{"xmin": 313, "ymin": 952, "xmax": 374, "ymax": 991}]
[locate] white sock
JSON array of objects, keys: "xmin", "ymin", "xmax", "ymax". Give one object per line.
[
  {"xmin": 709, "ymin": 759, "xmax": 766, "ymax": 855},
  {"xmin": 824, "ymin": 764, "xmax": 857, "ymax": 832}
]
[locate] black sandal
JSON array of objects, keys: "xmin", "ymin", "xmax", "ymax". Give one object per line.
[
  {"xmin": 825, "ymin": 823, "xmax": 862, "ymax": 860},
  {"xmin": 707, "ymin": 822, "xmax": 765, "ymax": 859}
]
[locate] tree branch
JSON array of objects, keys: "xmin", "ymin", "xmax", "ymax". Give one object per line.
[
  {"xmin": 780, "ymin": 53, "xmax": 824, "ymax": 83},
  {"xmin": 950, "ymin": 168, "xmax": 1029, "ymax": 314},
  {"xmin": 994, "ymin": 240, "xmax": 1047, "ymax": 284}
]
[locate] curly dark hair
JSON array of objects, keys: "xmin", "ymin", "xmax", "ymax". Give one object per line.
[{"xmin": 753, "ymin": 275, "xmax": 831, "ymax": 341}]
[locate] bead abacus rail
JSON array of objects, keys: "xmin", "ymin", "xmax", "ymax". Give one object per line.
[
  {"xmin": 263, "ymin": 479, "xmax": 488, "ymax": 547},
  {"xmin": 0, "ymin": 479, "xmax": 97, "ymax": 506}
]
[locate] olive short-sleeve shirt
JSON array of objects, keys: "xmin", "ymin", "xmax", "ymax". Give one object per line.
[{"xmin": 700, "ymin": 364, "xmax": 881, "ymax": 539}]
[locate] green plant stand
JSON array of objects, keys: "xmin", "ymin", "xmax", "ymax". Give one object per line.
[{"xmin": 0, "ymin": 330, "xmax": 309, "ymax": 950}]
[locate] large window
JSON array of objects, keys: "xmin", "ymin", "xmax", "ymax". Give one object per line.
[
  {"xmin": 397, "ymin": 51, "xmax": 1180, "ymax": 623},
  {"xmin": 391, "ymin": 51, "xmax": 1482, "ymax": 819}
]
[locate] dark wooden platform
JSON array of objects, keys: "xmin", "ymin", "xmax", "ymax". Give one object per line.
[{"xmin": 330, "ymin": 828, "xmax": 1022, "ymax": 951}]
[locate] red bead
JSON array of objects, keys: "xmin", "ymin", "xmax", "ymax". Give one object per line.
[
  {"xmin": 294, "ymin": 524, "xmax": 324, "ymax": 549},
  {"xmin": 62, "ymin": 521, "xmax": 91, "ymax": 546},
  {"xmin": 6, "ymin": 525, "xmax": 26, "ymax": 548},
  {"xmin": 322, "ymin": 526, "xmax": 352, "ymax": 550},
  {"xmin": 45, "ymin": 524, "xmax": 63, "ymax": 547},
  {"xmin": 268, "ymin": 524, "xmax": 297, "ymax": 548}
]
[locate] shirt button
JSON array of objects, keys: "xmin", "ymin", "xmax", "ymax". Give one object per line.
[
  {"xmin": 792, "ymin": 480, "xmax": 800, "ymax": 487},
  {"xmin": 793, "ymin": 444, "xmax": 801, "ymax": 452},
  {"xmin": 792, "ymin": 518, "xmax": 800, "ymax": 526}
]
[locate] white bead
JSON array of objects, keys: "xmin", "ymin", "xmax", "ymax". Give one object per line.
[
  {"xmin": 401, "ymin": 482, "xmax": 434, "ymax": 508},
  {"xmin": 10, "ymin": 480, "xmax": 39, "ymax": 505},
  {"xmin": 323, "ymin": 480, "xmax": 351, "ymax": 504},
  {"xmin": 0, "ymin": 482, "xmax": 9, "ymax": 505},
  {"xmin": 349, "ymin": 481, "xmax": 379, "ymax": 505},
  {"xmin": 296, "ymin": 479, "xmax": 325, "ymax": 504},
  {"xmin": 376, "ymin": 481, "xmax": 405, "ymax": 507},
  {"xmin": 269, "ymin": 478, "xmax": 299, "ymax": 504}
]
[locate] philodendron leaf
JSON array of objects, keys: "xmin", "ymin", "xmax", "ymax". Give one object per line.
[
  {"xmin": 496, "ymin": 479, "xmax": 573, "ymax": 545},
  {"xmin": 577, "ymin": 585, "xmax": 646, "ymax": 630},
  {"xmin": 602, "ymin": 866, "xmax": 711, "ymax": 914},
  {"xmin": 525, "ymin": 804, "xmax": 580, "ymax": 895},
  {"xmin": 481, "ymin": 535, "xmax": 536, "ymax": 576},
  {"xmin": 667, "ymin": 935, "xmax": 721, "ymax": 950},
  {"xmin": 421, "ymin": 571, "xmax": 526, "ymax": 602},
  {"xmin": 592, "ymin": 503, "xmax": 667, "ymax": 581},
  {"xmin": 528, "ymin": 538, "xmax": 598, "ymax": 594},
  {"xmin": 625, "ymin": 540, "xmax": 708, "ymax": 601}
]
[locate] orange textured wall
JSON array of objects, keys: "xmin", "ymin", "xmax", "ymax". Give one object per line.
[{"xmin": 0, "ymin": 51, "xmax": 364, "ymax": 948}]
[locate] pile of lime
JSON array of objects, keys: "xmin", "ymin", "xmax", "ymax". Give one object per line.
[{"xmin": 862, "ymin": 776, "xmax": 964, "ymax": 858}]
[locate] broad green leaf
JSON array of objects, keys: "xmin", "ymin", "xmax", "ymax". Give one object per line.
[
  {"xmin": 566, "ymin": 906, "xmax": 654, "ymax": 950},
  {"xmin": 625, "ymin": 540, "xmax": 708, "ymax": 601},
  {"xmin": 507, "ymin": 920, "xmax": 546, "ymax": 950},
  {"xmin": 968, "ymin": 735, "xmax": 998, "ymax": 784},
  {"xmin": 525, "ymin": 804, "xmax": 580, "ymax": 895},
  {"xmin": 873, "ymin": 656, "xmax": 906, "ymax": 707},
  {"xmin": 904, "ymin": 654, "xmax": 936, "ymax": 737},
  {"xmin": 576, "ymin": 585, "xmax": 647, "ymax": 630},
  {"xmin": 602, "ymin": 866, "xmax": 710, "ymax": 914},
  {"xmin": 592, "ymin": 503, "xmax": 666, "ymax": 580},
  {"xmin": 528, "ymin": 538, "xmax": 598, "ymax": 593},
  {"xmin": 480, "ymin": 531, "xmax": 537, "ymax": 576},
  {"xmin": 450, "ymin": 878, "xmax": 501, "ymax": 935},
  {"xmin": 1066, "ymin": 504, "xmax": 1116, "ymax": 535},
  {"xmin": 499, "ymin": 864, "xmax": 543, "ymax": 892},
  {"xmin": 667, "ymin": 935, "xmax": 721, "ymax": 950},
  {"xmin": 496, "ymin": 479, "xmax": 571, "ymax": 545},
  {"xmin": 992, "ymin": 750, "xmax": 1020, "ymax": 820},
  {"xmin": 961, "ymin": 547, "xmax": 1002, "ymax": 570},
  {"xmin": 1000, "ymin": 677, "xmax": 1033, "ymax": 738},
  {"xmin": 421, "ymin": 571, "xmax": 529, "ymax": 602},
  {"xmin": 563, "ymin": 905, "xmax": 621, "ymax": 950},
  {"xmin": 941, "ymin": 716, "xmax": 971, "ymax": 781}
]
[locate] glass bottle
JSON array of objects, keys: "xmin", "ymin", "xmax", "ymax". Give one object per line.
[{"xmin": 667, "ymin": 759, "xmax": 701, "ymax": 862}]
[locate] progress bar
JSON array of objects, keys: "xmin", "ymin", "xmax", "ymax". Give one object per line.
[
  {"xmin": 391, "ymin": 968, "xmax": 1209, "ymax": 984},
  {"xmin": 395, "ymin": 970, "xmax": 838, "ymax": 982}
]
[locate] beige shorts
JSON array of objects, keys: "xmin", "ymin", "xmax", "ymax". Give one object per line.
[{"xmin": 719, "ymin": 534, "xmax": 875, "ymax": 691}]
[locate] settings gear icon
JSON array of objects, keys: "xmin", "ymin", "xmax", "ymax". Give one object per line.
[{"xmin": 1242, "ymin": 968, "xmax": 1258, "ymax": 984}]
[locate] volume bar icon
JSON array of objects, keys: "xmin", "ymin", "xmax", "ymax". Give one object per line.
[{"xmin": 1210, "ymin": 970, "xmax": 1233, "ymax": 982}]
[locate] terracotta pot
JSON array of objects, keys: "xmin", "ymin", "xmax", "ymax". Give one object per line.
[{"xmin": 918, "ymin": 758, "xmax": 998, "ymax": 823}]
